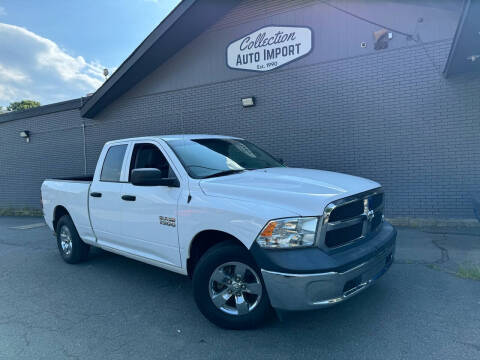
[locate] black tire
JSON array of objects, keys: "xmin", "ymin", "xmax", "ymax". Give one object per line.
[
  {"xmin": 193, "ymin": 242, "xmax": 271, "ymax": 329},
  {"xmin": 56, "ymin": 215, "xmax": 90, "ymax": 264}
]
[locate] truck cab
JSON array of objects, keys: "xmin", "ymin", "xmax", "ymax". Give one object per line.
[{"xmin": 89, "ymin": 138, "xmax": 184, "ymax": 268}]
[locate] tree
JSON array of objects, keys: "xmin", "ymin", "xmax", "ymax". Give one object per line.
[{"xmin": 7, "ymin": 100, "xmax": 41, "ymax": 112}]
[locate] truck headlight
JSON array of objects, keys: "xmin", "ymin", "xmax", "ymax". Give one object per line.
[{"xmin": 256, "ymin": 217, "xmax": 318, "ymax": 249}]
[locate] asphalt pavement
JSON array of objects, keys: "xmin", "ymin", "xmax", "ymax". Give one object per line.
[{"xmin": 0, "ymin": 216, "xmax": 479, "ymax": 360}]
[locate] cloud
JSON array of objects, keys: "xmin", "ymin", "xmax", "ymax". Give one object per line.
[{"xmin": 0, "ymin": 23, "xmax": 106, "ymax": 107}]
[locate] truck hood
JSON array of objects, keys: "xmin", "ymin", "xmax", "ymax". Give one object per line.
[{"xmin": 199, "ymin": 167, "xmax": 380, "ymax": 216}]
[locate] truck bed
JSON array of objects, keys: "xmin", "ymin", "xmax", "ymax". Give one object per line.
[
  {"xmin": 49, "ymin": 175, "xmax": 93, "ymax": 182},
  {"xmin": 41, "ymin": 178, "xmax": 93, "ymax": 241}
]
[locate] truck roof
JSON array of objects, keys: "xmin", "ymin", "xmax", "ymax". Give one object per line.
[{"xmin": 105, "ymin": 134, "xmax": 242, "ymax": 145}]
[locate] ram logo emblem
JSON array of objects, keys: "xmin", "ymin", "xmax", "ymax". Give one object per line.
[{"xmin": 366, "ymin": 210, "xmax": 375, "ymax": 222}]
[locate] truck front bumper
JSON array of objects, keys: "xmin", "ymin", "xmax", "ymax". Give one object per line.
[{"xmin": 256, "ymin": 222, "xmax": 396, "ymax": 311}]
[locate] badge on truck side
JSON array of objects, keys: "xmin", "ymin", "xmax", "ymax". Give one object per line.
[{"xmin": 159, "ymin": 216, "xmax": 176, "ymax": 227}]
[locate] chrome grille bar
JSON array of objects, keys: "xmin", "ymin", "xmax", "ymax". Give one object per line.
[
  {"xmin": 326, "ymin": 216, "xmax": 364, "ymax": 231},
  {"xmin": 317, "ymin": 188, "xmax": 385, "ymax": 250}
]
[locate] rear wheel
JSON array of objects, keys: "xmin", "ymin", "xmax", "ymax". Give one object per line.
[
  {"xmin": 56, "ymin": 215, "xmax": 90, "ymax": 264},
  {"xmin": 193, "ymin": 242, "xmax": 271, "ymax": 329}
]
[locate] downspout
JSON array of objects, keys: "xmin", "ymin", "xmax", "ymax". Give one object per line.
[{"xmin": 81, "ymin": 122, "xmax": 87, "ymax": 175}]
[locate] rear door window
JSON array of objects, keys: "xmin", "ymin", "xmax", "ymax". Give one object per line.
[{"xmin": 100, "ymin": 144, "xmax": 128, "ymax": 182}]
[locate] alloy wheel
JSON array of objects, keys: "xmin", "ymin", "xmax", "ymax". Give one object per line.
[{"xmin": 208, "ymin": 261, "xmax": 263, "ymax": 316}]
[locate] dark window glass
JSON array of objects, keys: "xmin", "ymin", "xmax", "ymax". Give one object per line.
[
  {"xmin": 100, "ymin": 145, "xmax": 127, "ymax": 182},
  {"xmin": 129, "ymin": 143, "xmax": 174, "ymax": 180},
  {"xmin": 165, "ymin": 138, "xmax": 283, "ymax": 179}
]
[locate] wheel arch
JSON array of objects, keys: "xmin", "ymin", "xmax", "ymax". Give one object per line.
[
  {"xmin": 53, "ymin": 205, "xmax": 70, "ymax": 233},
  {"xmin": 187, "ymin": 229, "xmax": 248, "ymax": 277}
]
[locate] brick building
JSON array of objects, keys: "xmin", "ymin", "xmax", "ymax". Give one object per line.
[{"xmin": 0, "ymin": 0, "xmax": 479, "ymax": 221}]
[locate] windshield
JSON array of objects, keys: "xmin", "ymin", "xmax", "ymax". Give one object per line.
[{"xmin": 165, "ymin": 138, "xmax": 284, "ymax": 179}]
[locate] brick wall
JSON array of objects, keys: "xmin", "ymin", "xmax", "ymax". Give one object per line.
[
  {"xmin": 0, "ymin": 0, "xmax": 478, "ymax": 219},
  {"xmin": 0, "ymin": 109, "xmax": 85, "ymax": 208},
  {"xmin": 92, "ymin": 40, "xmax": 480, "ymax": 219}
]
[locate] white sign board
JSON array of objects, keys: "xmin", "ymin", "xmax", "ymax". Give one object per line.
[{"xmin": 227, "ymin": 26, "xmax": 312, "ymax": 72}]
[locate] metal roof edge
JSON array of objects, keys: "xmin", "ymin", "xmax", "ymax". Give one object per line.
[
  {"xmin": 443, "ymin": 0, "xmax": 471, "ymax": 78},
  {"xmin": 81, "ymin": 0, "xmax": 240, "ymax": 119},
  {"xmin": 80, "ymin": 0, "xmax": 197, "ymax": 118},
  {"xmin": 0, "ymin": 98, "xmax": 85, "ymax": 124}
]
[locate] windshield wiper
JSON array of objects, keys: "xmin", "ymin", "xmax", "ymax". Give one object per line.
[{"xmin": 202, "ymin": 169, "xmax": 245, "ymax": 179}]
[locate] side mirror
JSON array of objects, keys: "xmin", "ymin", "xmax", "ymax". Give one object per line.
[{"xmin": 131, "ymin": 168, "xmax": 180, "ymax": 187}]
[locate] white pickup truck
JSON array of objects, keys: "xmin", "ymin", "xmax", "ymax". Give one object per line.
[{"xmin": 42, "ymin": 135, "xmax": 396, "ymax": 329}]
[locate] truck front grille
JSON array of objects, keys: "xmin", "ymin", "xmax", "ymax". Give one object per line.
[
  {"xmin": 325, "ymin": 222, "xmax": 363, "ymax": 247},
  {"xmin": 319, "ymin": 189, "xmax": 384, "ymax": 249},
  {"xmin": 328, "ymin": 200, "xmax": 364, "ymax": 222}
]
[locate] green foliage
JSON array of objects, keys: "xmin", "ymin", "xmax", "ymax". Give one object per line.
[
  {"xmin": 0, "ymin": 207, "xmax": 43, "ymax": 217},
  {"xmin": 6, "ymin": 100, "xmax": 41, "ymax": 112},
  {"xmin": 457, "ymin": 263, "xmax": 480, "ymax": 281}
]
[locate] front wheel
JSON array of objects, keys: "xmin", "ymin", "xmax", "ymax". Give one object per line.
[{"xmin": 193, "ymin": 242, "xmax": 271, "ymax": 329}]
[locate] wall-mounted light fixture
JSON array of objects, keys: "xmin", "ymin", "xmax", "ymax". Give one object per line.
[
  {"xmin": 467, "ymin": 54, "xmax": 480, "ymax": 62},
  {"xmin": 241, "ymin": 97, "xmax": 255, "ymax": 108},
  {"xmin": 20, "ymin": 130, "xmax": 30, "ymax": 143}
]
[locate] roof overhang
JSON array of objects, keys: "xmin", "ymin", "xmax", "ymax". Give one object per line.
[
  {"xmin": 81, "ymin": 0, "xmax": 240, "ymax": 119},
  {"xmin": 443, "ymin": 0, "xmax": 480, "ymax": 78},
  {"xmin": 0, "ymin": 98, "xmax": 85, "ymax": 124}
]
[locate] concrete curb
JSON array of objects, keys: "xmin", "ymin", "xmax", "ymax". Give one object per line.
[
  {"xmin": 388, "ymin": 217, "xmax": 480, "ymax": 229},
  {"xmin": 0, "ymin": 208, "xmax": 43, "ymax": 217}
]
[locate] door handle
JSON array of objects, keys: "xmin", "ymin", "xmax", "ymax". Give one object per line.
[
  {"xmin": 90, "ymin": 192, "xmax": 102, "ymax": 198},
  {"xmin": 121, "ymin": 195, "xmax": 136, "ymax": 202}
]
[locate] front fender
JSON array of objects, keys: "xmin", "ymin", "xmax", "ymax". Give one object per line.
[{"xmin": 177, "ymin": 192, "xmax": 298, "ymax": 269}]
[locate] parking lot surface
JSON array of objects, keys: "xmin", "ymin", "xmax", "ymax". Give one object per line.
[{"xmin": 0, "ymin": 216, "xmax": 479, "ymax": 360}]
